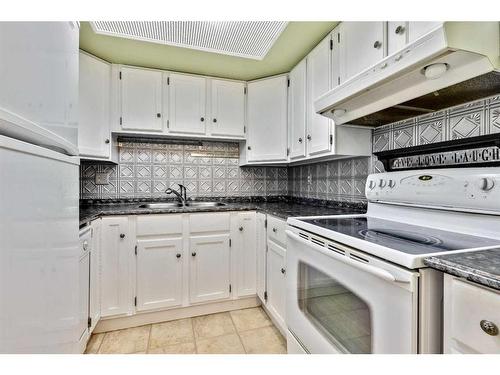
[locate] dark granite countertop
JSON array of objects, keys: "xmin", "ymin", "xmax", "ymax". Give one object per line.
[
  {"xmin": 424, "ymin": 249, "xmax": 500, "ymax": 291},
  {"xmin": 79, "ymin": 196, "xmax": 366, "ymax": 227}
]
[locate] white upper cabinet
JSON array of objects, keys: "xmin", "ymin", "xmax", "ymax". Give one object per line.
[
  {"xmin": 120, "ymin": 67, "xmax": 163, "ymax": 132},
  {"xmin": 288, "ymin": 59, "xmax": 307, "ymax": 160},
  {"xmin": 306, "ymin": 35, "xmax": 333, "ymax": 157},
  {"xmin": 168, "ymin": 73, "xmax": 206, "ymax": 136},
  {"xmin": 246, "ymin": 75, "xmax": 288, "ymax": 163},
  {"xmin": 209, "ymin": 79, "xmax": 245, "ymax": 138},
  {"xmin": 408, "ymin": 22, "xmax": 442, "ymax": 43},
  {"xmin": 387, "ymin": 22, "xmax": 408, "ymax": 56},
  {"xmin": 338, "ymin": 22, "xmax": 385, "ymax": 83},
  {"xmin": 136, "ymin": 237, "xmax": 184, "ymax": 312},
  {"xmin": 78, "ymin": 52, "xmax": 111, "ymax": 159}
]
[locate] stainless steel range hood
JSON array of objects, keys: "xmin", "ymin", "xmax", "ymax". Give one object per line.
[{"xmin": 315, "ymin": 22, "xmax": 500, "ymax": 127}]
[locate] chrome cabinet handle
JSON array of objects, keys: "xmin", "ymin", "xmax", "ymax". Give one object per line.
[
  {"xmin": 82, "ymin": 240, "xmax": 89, "ymax": 251},
  {"xmin": 120, "ymin": 233, "xmax": 125, "ymax": 239},
  {"xmin": 247, "ymin": 146, "xmax": 251, "ymax": 150},
  {"xmin": 191, "ymin": 252, "xmax": 197, "ymax": 257},
  {"xmin": 272, "ymin": 228, "xmax": 277, "ymax": 233},
  {"xmin": 104, "ymin": 139, "xmax": 110, "ymax": 144},
  {"xmin": 176, "ymin": 253, "xmax": 181, "ymax": 259},
  {"xmin": 373, "ymin": 40, "xmax": 382, "ymax": 49},
  {"xmin": 239, "ymin": 226, "xmax": 244, "ymax": 231},
  {"xmin": 480, "ymin": 320, "xmax": 499, "ymax": 336},
  {"xmin": 395, "ymin": 25, "xmax": 405, "ymax": 34},
  {"xmin": 298, "ymin": 137, "xmax": 303, "ymax": 143},
  {"xmin": 281, "ymin": 268, "xmax": 286, "ymax": 274},
  {"xmin": 156, "ymin": 113, "xmax": 162, "ymax": 118},
  {"xmin": 200, "ymin": 117, "xmax": 205, "ymax": 122},
  {"xmin": 306, "ymin": 135, "xmax": 311, "ymax": 141},
  {"xmin": 213, "ymin": 118, "xmax": 217, "ymax": 123}
]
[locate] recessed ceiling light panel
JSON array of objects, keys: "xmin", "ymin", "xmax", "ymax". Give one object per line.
[{"xmin": 90, "ymin": 21, "xmax": 288, "ymax": 60}]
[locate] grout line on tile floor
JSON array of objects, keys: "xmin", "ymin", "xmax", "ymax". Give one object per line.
[
  {"xmin": 190, "ymin": 318, "xmax": 199, "ymax": 354},
  {"xmin": 228, "ymin": 310, "xmax": 247, "ymax": 354}
]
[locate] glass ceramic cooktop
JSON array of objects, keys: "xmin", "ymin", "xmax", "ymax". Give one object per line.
[{"xmin": 300, "ymin": 217, "xmax": 500, "ymax": 255}]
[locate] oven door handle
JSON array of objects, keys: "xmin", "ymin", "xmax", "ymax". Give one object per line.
[{"xmin": 287, "ymin": 230, "xmax": 408, "ymax": 284}]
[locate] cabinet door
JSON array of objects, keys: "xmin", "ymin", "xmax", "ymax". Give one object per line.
[
  {"xmin": 408, "ymin": 22, "xmax": 442, "ymax": 43},
  {"xmin": 234, "ymin": 212, "xmax": 257, "ymax": 297},
  {"xmin": 307, "ymin": 35, "xmax": 333, "ymax": 157},
  {"xmin": 210, "ymin": 79, "xmax": 245, "ymax": 138},
  {"xmin": 339, "ymin": 22, "xmax": 385, "ymax": 82},
  {"xmin": 387, "ymin": 22, "xmax": 408, "ymax": 56},
  {"xmin": 288, "ymin": 60, "xmax": 307, "ymax": 160},
  {"xmin": 78, "ymin": 52, "xmax": 111, "ymax": 158},
  {"xmin": 89, "ymin": 220, "xmax": 101, "ymax": 333},
  {"xmin": 100, "ymin": 217, "xmax": 133, "ymax": 317},
  {"xmin": 246, "ymin": 76, "xmax": 288, "ymax": 162},
  {"xmin": 168, "ymin": 73, "xmax": 206, "ymax": 135},
  {"xmin": 189, "ymin": 234, "xmax": 231, "ymax": 304},
  {"xmin": 256, "ymin": 213, "xmax": 267, "ymax": 302},
  {"xmin": 120, "ymin": 67, "xmax": 163, "ymax": 131},
  {"xmin": 266, "ymin": 240, "xmax": 286, "ymax": 331},
  {"xmin": 136, "ymin": 238, "xmax": 184, "ymax": 311}
]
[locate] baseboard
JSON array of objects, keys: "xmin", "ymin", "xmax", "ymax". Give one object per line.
[{"xmin": 94, "ymin": 296, "xmax": 261, "ymax": 333}]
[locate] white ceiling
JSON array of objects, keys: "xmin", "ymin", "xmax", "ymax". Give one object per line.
[{"xmin": 90, "ymin": 21, "xmax": 289, "ymax": 60}]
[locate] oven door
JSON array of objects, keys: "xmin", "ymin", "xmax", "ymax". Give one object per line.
[{"xmin": 286, "ymin": 229, "xmax": 419, "ymax": 354}]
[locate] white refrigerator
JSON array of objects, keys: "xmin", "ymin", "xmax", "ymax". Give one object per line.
[{"xmin": 0, "ymin": 22, "xmax": 81, "ymax": 353}]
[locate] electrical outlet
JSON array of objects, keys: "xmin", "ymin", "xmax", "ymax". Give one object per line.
[
  {"xmin": 95, "ymin": 172, "xmax": 109, "ymax": 185},
  {"xmin": 307, "ymin": 173, "xmax": 312, "ymax": 185}
]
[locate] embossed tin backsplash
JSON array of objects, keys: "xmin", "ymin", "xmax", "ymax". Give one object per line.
[
  {"xmin": 80, "ymin": 93, "xmax": 500, "ymax": 201},
  {"xmin": 373, "ymin": 94, "xmax": 500, "ymax": 153},
  {"xmin": 80, "ymin": 141, "xmax": 288, "ymax": 199}
]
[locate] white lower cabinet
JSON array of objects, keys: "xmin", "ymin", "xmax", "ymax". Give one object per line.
[
  {"xmin": 256, "ymin": 213, "xmax": 267, "ymax": 302},
  {"xmin": 89, "ymin": 220, "xmax": 101, "ymax": 333},
  {"xmin": 266, "ymin": 240, "xmax": 287, "ymax": 333},
  {"xmin": 100, "ymin": 217, "xmax": 134, "ymax": 318},
  {"xmin": 444, "ymin": 274, "xmax": 500, "ymax": 354},
  {"xmin": 189, "ymin": 234, "xmax": 231, "ymax": 304},
  {"xmin": 136, "ymin": 237, "xmax": 184, "ymax": 311},
  {"xmin": 233, "ymin": 212, "xmax": 257, "ymax": 297}
]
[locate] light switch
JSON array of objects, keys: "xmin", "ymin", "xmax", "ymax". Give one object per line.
[{"xmin": 95, "ymin": 172, "xmax": 109, "ymax": 185}]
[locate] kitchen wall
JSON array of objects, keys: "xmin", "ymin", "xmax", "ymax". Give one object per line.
[
  {"xmin": 80, "ymin": 94, "xmax": 500, "ymax": 202},
  {"xmin": 287, "ymin": 157, "xmax": 372, "ymax": 203},
  {"xmin": 80, "ymin": 141, "xmax": 288, "ymax": 200},
  {"xmin": 373, "ymin": 94, "xmax": 500, "ymax": 152}
]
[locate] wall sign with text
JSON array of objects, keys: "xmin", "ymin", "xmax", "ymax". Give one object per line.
[{"xmin": 389, "ymin": 146, "xmax": 500, "ymax": 170}]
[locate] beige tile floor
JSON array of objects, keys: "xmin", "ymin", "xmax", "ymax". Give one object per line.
[{"xmin": 85, "ymin": 307, "xmax": 287, "ymax": 354}]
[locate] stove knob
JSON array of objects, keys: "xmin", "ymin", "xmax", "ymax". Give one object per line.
[
  {"xmin": 477, "ymin": 177, "xmax": 495, "ymax": 191},
  {"xmin": 368, "ymin": 180, "xmax": 376, "ymax": 190},
  {"xmin": 379, "ymin": 179, "xmax": 387, "ymax": 188},
  {"xmin": 388, "ymin": 179, "xmax": 396, "ymax": 188}
]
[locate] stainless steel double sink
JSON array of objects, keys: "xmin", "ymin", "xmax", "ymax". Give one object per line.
[{"xmin": 139, "ymin": 202, "xmax": 226, "ymax": 209}]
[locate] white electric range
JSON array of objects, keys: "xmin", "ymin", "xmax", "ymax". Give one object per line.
[{"xmin": 285, "ymin": 167, "xmax": 500, "ymax": 354}]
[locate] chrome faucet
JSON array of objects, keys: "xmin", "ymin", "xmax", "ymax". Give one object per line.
[{"xmin": 166, "ymin": 184, "xmax": 187, "ymax": 205}]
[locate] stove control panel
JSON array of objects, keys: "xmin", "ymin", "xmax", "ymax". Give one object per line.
[{"xmin": 366, "ymin": 168, "xmax": 500, "ymax": 213}]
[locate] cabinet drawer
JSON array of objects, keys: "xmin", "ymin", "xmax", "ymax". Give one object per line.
[
  {"xmin": 447, "ymin": 276, "xmax": 500, "ymax": 353},
  {"xmin": 267, "ymin": 215, "xmax": 286, "ymax": 247},
  {"xmin": 136, "ymin": 214, "xmax": 183, "ymax": 236},
  {"xmin": 189, "ymin": 212, "xmax": 230, "ymax": 233}
]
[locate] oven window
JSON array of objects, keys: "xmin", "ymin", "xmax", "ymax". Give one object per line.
[{"xmin": 298, "ymin": 261, "xmax": 372, "ymax": 353}]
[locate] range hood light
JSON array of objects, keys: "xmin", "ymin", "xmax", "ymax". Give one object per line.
[
  {"xmin": 423, "ymin": 63, "xmax": 449, "ymax": 80},
  {"xmin": 332, "ymin": 109, "xmax": 347, "ymax": 117}
]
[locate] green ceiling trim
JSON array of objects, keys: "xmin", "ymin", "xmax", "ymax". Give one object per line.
[{"xmin": 79, "ymin": 21, "xmax": 338, "ymax": 81}]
